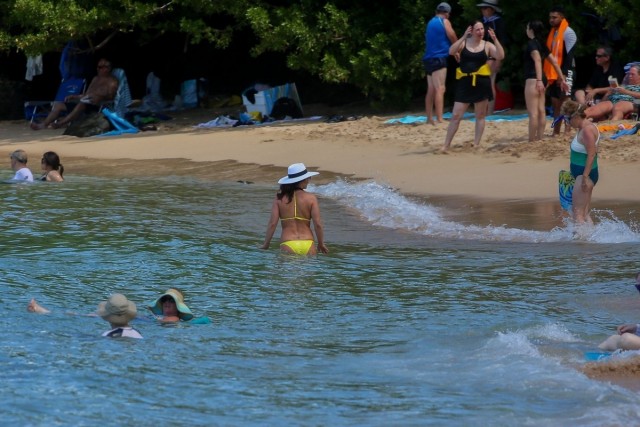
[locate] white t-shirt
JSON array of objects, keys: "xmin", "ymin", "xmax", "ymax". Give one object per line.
[
  {"xmin": 13, "ymin": 167, "xmax": 34, "ymax": 182},
  {"xmin": 102, "ymin": 327, "xmax": 143, "ymax": 339}
]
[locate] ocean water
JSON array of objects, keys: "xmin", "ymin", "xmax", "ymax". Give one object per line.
[{"xmin": 2, "ymin": 174, "xmax": 640, "ymax": 426}]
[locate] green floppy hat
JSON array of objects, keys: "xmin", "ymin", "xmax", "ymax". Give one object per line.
[{"xmin": 149, "ymin": 288, "xmax": 193, "ymax": 321}]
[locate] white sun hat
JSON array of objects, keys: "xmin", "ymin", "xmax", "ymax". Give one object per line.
[{"xmin": 278, "ymin": 163, "xmax": 319, "ymax": 184}]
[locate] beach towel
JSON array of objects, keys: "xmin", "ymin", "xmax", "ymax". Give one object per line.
[
  {"xmin": 609, "ymin": 123, "xmax": 640, "ymax": 140},
  {"xmin": 558, "ymin": 170, "xmax": 574, "ymax": 212},
  {"xmin": 545, "ymin": 18, "xmax": 569, "ymax": 84},
  {"xmin": 110, "ymin": 68, "xmax": 133, "ymax": 118},
  {"xmin": 384, "ymin": 112, "xmax": 526, "ymax": 124},
  {"xmin": 469, "ymin": 113, "xmax": 528, "ymax": 122},
  {"xmin": 25, "ymin": 55, "xmax": 43, "ymax": 81}
]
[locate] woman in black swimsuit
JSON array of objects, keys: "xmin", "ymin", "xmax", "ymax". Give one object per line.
[
  {"xmin": 442, "ymin": 21, "xmax": 504, "ymax": 152},
  {"xmin": 40, "ymin": 151, "xmax": 64, "ymax": 182}
]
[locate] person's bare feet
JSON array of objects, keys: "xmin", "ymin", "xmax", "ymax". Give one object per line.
[
  {"xmin": 30, "ymin": 122, "xmax": 45, "ymax": 130},
  {"xmin": 27, "ymin": 298, "xmax": 51, "ymax": 314}
]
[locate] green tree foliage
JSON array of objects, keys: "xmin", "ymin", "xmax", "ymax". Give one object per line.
[
  {"xmin": 245, "ymin": 1, "xmax": 435, "ymax": 105},
  {"xmin": 583, "ymin": 0, "xmax": 637, "ymax": 61},
  {"xmin": 455, "ymin": 0, "xmax": 639, "ymax": 92},
  {"xmin": 2, "ymin": 0, "xmax": 639, "ymax": 105},
  {"xmin": 0, "ymin": 0, "xmax": 243, "ymax": 54}
]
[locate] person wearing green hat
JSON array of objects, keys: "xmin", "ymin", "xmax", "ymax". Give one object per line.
[
  {"xmin": 28, "ymin": 288, "xmax": 210, "ymax": 325},
  {"xmin": 148, "ymin": 288, "xmax": 193, "ymax": 322}
]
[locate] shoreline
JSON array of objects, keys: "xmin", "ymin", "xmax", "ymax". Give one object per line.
[{"xmin": 1, "ymin": 110, "xmax": 639, "ymax": 203}]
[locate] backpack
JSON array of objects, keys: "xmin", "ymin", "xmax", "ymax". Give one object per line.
[{"xmin": 269, "ymin": 97, "xmax": 303, "ymax": 120}]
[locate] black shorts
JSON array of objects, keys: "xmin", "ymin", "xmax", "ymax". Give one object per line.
[
  {"xmin": 423, "ymin": 57, "xmax": 448, "ymax": 75},
  {"xmin": 548, "ymin": 71, "xmax": 574, "ymax": 99}
]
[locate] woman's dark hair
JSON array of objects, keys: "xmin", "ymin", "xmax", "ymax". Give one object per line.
[
  {"xmin": 277, "ymin": 182, "xmax": 303, "ymax": 202},
  {"xmin": 42, "ymin": 151, "xmax": 64, "ymax": 177},
  {"xmin": 160, "ymin": 295, "xmax": 177, "ymax": 304},
  {"xmin": 528, "ymin": 20, "xmax": 546, "ymax": 47}
]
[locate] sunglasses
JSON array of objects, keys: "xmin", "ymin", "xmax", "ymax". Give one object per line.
[
  {"xmin": 97, "ymin": 65, "xmax": 110, "ymax": 69},
  {"xmin": 595, "ymin": 54, "xmax": 607, "ymax": 58}
]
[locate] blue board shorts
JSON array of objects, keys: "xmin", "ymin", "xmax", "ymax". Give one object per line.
[{"xmin": 423, "ymin": 57, "xmax": 448, "ymax": 75}]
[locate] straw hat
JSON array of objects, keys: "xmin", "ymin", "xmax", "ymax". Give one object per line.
[
  {"xmin": 278, "ymin": 163, "xmax": 319, "ymax": 184},
  {"xmin": 97, "ymin": 294, "xmax": 137, "ymax": 326},
  {"xmin": 149, "ymin": 288, "xmax": 193, "ymax": 321},
  {"xmin": 476, "ymin": 0, "xmax": 501, "ymax": 13}
]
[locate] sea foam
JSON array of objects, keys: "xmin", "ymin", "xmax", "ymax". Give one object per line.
[{"xmin": 314, "ymin": 179, "xmax": 640, "ymax": 243}]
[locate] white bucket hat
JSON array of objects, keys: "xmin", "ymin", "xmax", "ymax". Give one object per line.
[{"xmin": 278, "ymin": 163, "xmax": 319, "ymax": 184}]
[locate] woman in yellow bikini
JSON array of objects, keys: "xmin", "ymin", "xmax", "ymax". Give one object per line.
[{"xmin": 261, "ymin": 163, "xmax": 329, "ymax": 256}]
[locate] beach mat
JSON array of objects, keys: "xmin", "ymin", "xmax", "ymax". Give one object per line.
[{"xmin": 385, "ymin": 113, "xmax": 528, "ymax": 124}]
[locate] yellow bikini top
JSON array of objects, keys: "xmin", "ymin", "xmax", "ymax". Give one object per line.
[{"xmin": 280, "ymin": 191, "xmax": 311, "ymax": 221}]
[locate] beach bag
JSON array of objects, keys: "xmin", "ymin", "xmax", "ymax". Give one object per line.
[{"xmin": 270, "ymin": 97, "xmax": 303, "ymax": 120}]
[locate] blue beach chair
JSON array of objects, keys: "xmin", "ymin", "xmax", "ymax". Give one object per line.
[
  {"xmin": 24, "ymin": 77, "xmax": 86, "ymax": 123},
  {"xmin": 24, "ymin": 39, "xmax": 91, "ymax": 123}
]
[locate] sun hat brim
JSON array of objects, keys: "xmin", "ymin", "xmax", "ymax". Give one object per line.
[
  {"xmin": 278, "ymin": 170, "xmax": 319, "ymax": 184},
  {"xmin": 149, "ymin": 290, "xmax": 194, "ymax": 321},
  {"xmin": 476, "ymin": 2, "xmax": 501, "ymax": 12},
  {"xmin": 97, "ymin": 295, "xmax": 137, "ymax": 326}
]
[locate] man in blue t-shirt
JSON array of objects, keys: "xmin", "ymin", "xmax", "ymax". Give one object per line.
[{"xmin": 423, "ymin": 2, "xmax": 458, "ymax": 125}]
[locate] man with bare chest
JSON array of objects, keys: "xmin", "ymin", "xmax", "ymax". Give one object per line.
[{"xmin": 31, "ymin": 58, "xmax": 118, "ymax": 130}]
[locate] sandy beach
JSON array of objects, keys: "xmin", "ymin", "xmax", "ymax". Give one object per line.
[
  {"xmin": 2, "ymin": 107, "xmax": 638, "ymax": 201},
  {"xmin": 3, "ymin": 106, "xmax": 640, "ymax": 388}
]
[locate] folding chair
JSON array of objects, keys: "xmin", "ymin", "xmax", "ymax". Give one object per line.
[{"xmin": 24, "ymin": 77, "xmax": 86, "ymax": 123}]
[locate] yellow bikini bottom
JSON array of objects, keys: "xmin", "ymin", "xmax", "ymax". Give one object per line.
[{"xmin": 280, "ymin": 240, "xmax": 314, "ymax": 255}]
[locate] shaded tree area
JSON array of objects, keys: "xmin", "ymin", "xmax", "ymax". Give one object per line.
[
  {"xmin": 455, "ymin": 0, "xmax": 636, "ymax": 97},
  {"xmin": 0, "ymin": 0, "xmax": 638, "ymax": 119}
]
